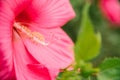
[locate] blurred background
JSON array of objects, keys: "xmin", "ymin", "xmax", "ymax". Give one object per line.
[{"xmin": 63, "ymin": 0, "xmax": 120, "ymax": 66}]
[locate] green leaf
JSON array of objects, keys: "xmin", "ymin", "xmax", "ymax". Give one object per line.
[
  {"xmin": 98, "ymin": 58, "xmax": 120, "ymax": 80},
  {"xmin": 57, "ymin": 70, "xmax": 81, "ymax": 80},
  {"xmin": 100, "ymin": 58, "xmax": 120, "ymax": 70},
  {"xmin": 74, "ymin": 2, "xmax": 101, "ymax": 62}
]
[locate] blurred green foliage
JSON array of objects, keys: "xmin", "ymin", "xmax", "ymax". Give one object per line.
[
  {"xmin": 58, "ymin": 0, "xmax": 120, "ymax": 80},
  {"xmin": 74, "ymin": 2, "xmax": 101, "ymax": 61},
  {"xmin": 98, "ymin": 58, "xmax": 120, "ymax": 80},
  {"xmin": 63, "ymin": 0, "xmax": 120, "ymax": 65}
]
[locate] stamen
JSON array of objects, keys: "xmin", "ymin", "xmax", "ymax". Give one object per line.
[{"xmin": 13, "ymin": 22, "xmax": 49, "ymax": 46}]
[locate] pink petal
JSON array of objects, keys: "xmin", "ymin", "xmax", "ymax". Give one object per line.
[
  {"xmin": 23, "ymin": 0, "xmax": 76, "ymax": 28},
  {"xmin": 21, "ymin": 25, "xmax": 74, "ymax": 70},
  {"xmin": 0, "ymin": 0, "xmax": 31, "ymax": 79},
  {"xmin": 27, "ymin": 64, "xmax": 60, "ymax": 80},
  {"xmin": 13, "ymin": 33, "xmax": 58, "ymax": 80},
  {"xmin": 100, "ymin": 0, "xmax": 120, "ymax": 24}
]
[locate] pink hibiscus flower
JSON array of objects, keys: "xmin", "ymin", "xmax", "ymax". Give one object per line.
[
  {"xmin": 0, "ymin": 0, "xmax": 75, "ymax": 80},
  {"xmin": 99, "ymin": 0, "xmax": 120, "ymax": 25}
]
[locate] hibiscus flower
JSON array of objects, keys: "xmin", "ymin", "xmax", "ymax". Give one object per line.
[
  {"xmin": 0, "ymin": 0, "xmax": 75, "ymax": 80},
  {"xmin": 99, "ymin": 0, "xmax": 120, "ymax": 25}
]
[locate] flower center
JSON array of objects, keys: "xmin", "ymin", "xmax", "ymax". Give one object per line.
[{"xmin": 13, "ymin": 22, "xmax": 49, "ymax": 46}]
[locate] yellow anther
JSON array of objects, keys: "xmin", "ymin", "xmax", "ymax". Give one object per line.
[{"xmin": 13, "ymin": 22, "xmax": 48, "ymax": 46}]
